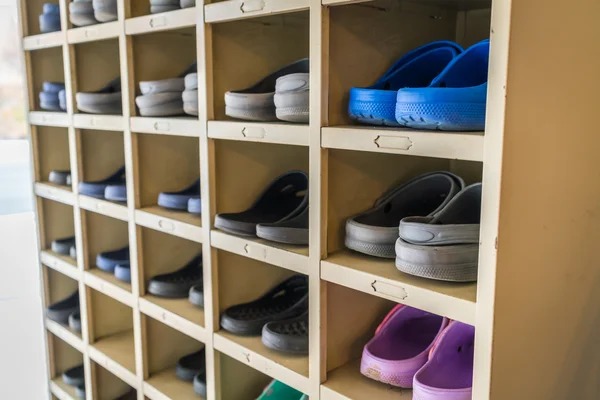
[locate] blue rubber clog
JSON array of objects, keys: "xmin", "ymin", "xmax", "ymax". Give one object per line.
[
  {"xmin": 39, "ymin": 3, "xmax": 61, "ymax": 33},
  {"xmin": 348, "ymin": 41, "xmax": 463, "ymax": 126},
  {"xmin": 40, "ymin": 82, "xmax": 65, "ymax": 111},
  {"xmin": 96, "ymin": 246, "xmax": 130, "ymax": 272},
  {"xmin": 105, "ymin": 183, "xmax": 127, "ymax": 202},
  {"xmin": 395, "ymin": 39, "xmax": 490, "ymax": 131},
  {"xmin": 79, "ymin": 166, "xmax": 126, "ymax": 199},
  {"xmin": 114, "ymin": 262, "xmax": 131, "ymax": 283},
  {"xmin": 157, "ymin": 179, "xmax": 200, "ymax": 211},
  {"xmin": 187, "ymin": 197, "xmax": 201, "ymax": 214}
]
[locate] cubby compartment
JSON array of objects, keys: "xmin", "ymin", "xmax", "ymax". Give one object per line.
[
  {"xmin": 212, "ymin": 140, "xmax": 309, "ymax": 260},
  {"xmin": 43, "ymin": 266, "xmax": 81, "ymax": 338},
  {"xmin": 33, "ymin": 126, "xmax": 71, "ymax": 188},
  {"xmin": 22, "ymin": 0, "xmax": 62, "ymax": 37},
  {"xmin": 92, "ymin": 360, "xmax": 137, "ymax": 400},
  {"xmin": 322, "ymin": 149, "xmax": 481, "ymax": 324},
  {"xmin": 321, "ymin": 283, "xmax": 406, "ymax": 399},
  {"xmin": 87, "ymin": 288, "xmax": 136, "ymax": 376},
  {"xmin": 71, "ymin": 39, "xmax": 122, "ymax": 120},
  {"xmin": 217, "ymin": 352, "xmax": 274, "ymax": 400},
  {"xmin": 134, "ymin": 133, "xmax": 201, "ymax": 234},
  {"xmin": 29, "ymin": 47, "xmax": 66, "ymax": 112},
  {"xmin": 82, "ymin": 210, "xmax": 131, "ymax": 292},
  {"xmin": 48, "ymin": 333, "xmax": 86, "ymax": 400},
  {"xmin": 214, "ymin": 249, "xmax": 309, "ymax": 393},
  {"xmin": 208, "ymin": 11, "xmax": 309, "ymax": 134},
  {"xmin": 39, "ymin": 198, "xmax": 76, "ymax": 259},
  {"xmin": 138, "ymin": 227, "xmax": 204, "ymax": 329},
  {"xmin": 326, "ymin": 0, "xmax": 490, "ymax": 129},
  {"xmin": 143, "ymin": 314, "xmax": 206, "ymax": 399}
]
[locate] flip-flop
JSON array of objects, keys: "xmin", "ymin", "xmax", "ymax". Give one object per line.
[
  {"xmin": 395, "ymin": 39, "xmax": 489, "ymax": 131},
  {"xmin": 49, "ymin": 170, "xmax": 71, "ymax": 186},
  {"xmin": 345, "ymin": 171, "xmax": 464, "ymax": 259},
  {"xmin": 256, "ymin": 205, "xmax": 308, "ymax": 245},
  {"xmin": 51, "ymin": 236, "xmax": 76, "ymax": 255},
  {"xmin": 39, "ymin": 4, "xmax": 61, "ymax": 33},
  {"xmin": 76, "ymin": 77, "xmax": 122, "ymax": 115},
  {"xmin": 175, "ymin": 348, "xmax": 206, "ymax": 382},
  {"xmin": 187, "ymin": 197, "xmax": 201, "ymax": 214},
  {"xmin": 96, "ymin": 246, "xmax": 130, "ymax": 272},
  {"xmin": 261, "ymin": 311, "xmax": 308, "ymax": 355},
  {"xmin": 360, "ymin": 305, "xmax": 448, "ymax": 388},
  {"xmin": 274, "ymin": 72, "xmax": 309, "ymax": 123},
  {"xmin": 104, "ymin": 183, "xmax": 127, "ymax": 202},
  {"xmin": 225, "ymin": 59, "xmax": 309, "ymax": 122},
  {"xmin": 193, "ymin": 373, "xmax": 206, "ymax": 397},
  {"xmin": 114, "ymin": 262, "xmax": 131, "ymax": 283},
  {"xmin": 157, "ymin": 179, "xmax": 200, "ymax": 211},
  {"xmin": 188, "ymin": 284, "xmax": 203, "ymax": 307},
  {"xmin": 257, "ymin": 380, "xmax": 306, "ymax": 400},
  {"xmin": 79, "ymin": 165, "xmax": 126, "ymax": 199},
  {"xmin": 47, "ymin": 290, "xmax": 79, "ymax": 324},
  {"xmin": 214, "ymin": 171, "xmax": 308, "ymax": 237},
  {"xmin": 147, "ymin": 254, "xmax": 202, "ymax": 298},
  {"xmin": 220, "ymin": 275, "xmax": 308, "ymax": 336},
  {"xmin": 69, "ymin": 310, "xmax": 82, "ymax": 332},
  {"xmin": 62, "ymin": 364, "xmax": 85, "ymax": 387},
  {"xmin": 348, "ymin": 41, "xmax": 463, "ymax": 126}
]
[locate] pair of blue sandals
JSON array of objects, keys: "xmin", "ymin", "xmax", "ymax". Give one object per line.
[
  {"xmin": 348, "ymin": 39, "xmax": 489, "ymax": 131},
  {"xmin": 97, "ymin": 246, "xmax": 131, "ymax": 282}
]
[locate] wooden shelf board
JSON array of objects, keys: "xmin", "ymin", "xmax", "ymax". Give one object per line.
[
  {"xmin": 207, "ymin": 120, "xmax": 309, "ymax": 146},
  {"xmin": 322, "ymin": 0, "xmax": 370, "ymax": 5},
  {"xmin": 214, "ymin": 331, "xmax": 309, "ymax": 394},
  {"xmin": 28, "ymin": 111, "xmax": 69, "ymax": 127},
  {"xmin": 205, "ymin": 0, "xmax": 309, "ymax": 23},
  {"xmin": 321, "ymin": 126, "xmax": 484, "ymax": 162},
  {"xmin": 35, "ymin": 182, "xmax": 75, "ymax": 206},
  {"xmin": 135, "ymin": 206, "xmax": 203, "ymax": 243},
  {"xmin": 67, "ymin": 21, "xmax": 120, "ymax": 44},
  {"xmin": 210, "ymin": 230, "xmax": 309, "ymax": 274},
  {"xmin": 84, "ymin": 269, "xmax": 134, "ymax": 308},
  {"xmin": 90, "ymin": 330, "xmax": 138, "ymax": 387},
  {"xmin": 323, "ymin": 0, "xmax": 490, "ymax": 9},
  {"xmin": 130, "ymin": 116, "xmax": 200, "ymax": 137},
  {"xmin": 23, "ymin": 31, "xmax": 64, "ymax": 51},
  {"xmin": 125, "ymin": 8, "xmax": 197, "ymax": 35},
  {"xmin": 144, "ymin": 367, "xmax": 201, "ymax": 400},
  {"xmin": 79, "ymin": 195, "xmax": 129, "ymax": 221},
  {"xmin": 321, "ymin": 359, "xmax": 411, "ymax": 400},
  {"xmin": 46, "ymin": 318, "xmax": 84, "ymax": 352},
  {"xmin": 40, "ymin": 250, "xmax": 80, "ymax": 280},
  {"xmin": 140, "ymin": 296, "xmax": 207, "ymax": 342},
  {"xmin": 321, "ymin": 250, "xmax": 477, "ymax": 325},
  {"xmin": 50, "ymin": 378, "xmax": 79, "ymax": 400},
  {"xmin": 72, "ymin": 114, "xmax": 125, "ymax": 131}
]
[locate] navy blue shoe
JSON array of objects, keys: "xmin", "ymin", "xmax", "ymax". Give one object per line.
[
  {"xmin": 40, "ymin": 82, "xmax": 65, "ymax": 111},
  {"xmin": 114, "ymin": 262, "xmax": 131, "ymax": 283},
  {"xmin": 79, "ymin": 166, "xmax": 126, "ymax": 199},
  {"xmin": 96, "ymin": 246, "xmax": 130, "ymax": 273},
  {"xmin": 39, "ymin": 3, "xmax": 61, "ymax": 33},
  {"xmin": 348, "ymin": 41, "xmax": 462, "ymax": 126},
  {"xmin": 105, "ymin": 183, "xmax": 127, "ymax": 202},
  {"xmin": 157, "ymin": 179, "xmax": 200, "ymax": 211},
  {"xmin": 395, "ymin": 39, "xmax": 490, "ymax": 131}
]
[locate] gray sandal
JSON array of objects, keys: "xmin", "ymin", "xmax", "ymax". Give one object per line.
[{"xmin": 76, "ymin": 77, "xmax": 122, "ymax": 115}]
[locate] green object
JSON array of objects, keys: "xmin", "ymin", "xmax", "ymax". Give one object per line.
[{"xmin": 257, "ymin": 380, "xmax": 305, "ymax": 400}]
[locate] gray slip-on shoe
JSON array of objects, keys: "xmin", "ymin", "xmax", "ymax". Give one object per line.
[
  {"xmin": 181, "ymin": 0, "xmax": 195, "ymax": 8},
  {"xmin": 225, "ymin": 58, "xmax": 309, "ymax": 122},
  {"xmin": 399, "ymin": 183, "xmax": 482, "ymax": 245},
  {"xmin": 150, "ymin": 4, "xmax": 180, "ymax": 13},
  {"xmin": 274, "ymin": 72, "xmax": 309, "ymax": 123},
  {"xmin": 345, "ymin": 171, "xmax": 464, "ymax": 258},
  {"xmin": 76, "ymin": 77, "xmax": 122, "ymax": 114}
]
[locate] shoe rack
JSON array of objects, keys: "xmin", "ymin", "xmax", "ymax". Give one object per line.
[{"xmin": 18, "ymin": 0, "xmax": 600, "ymax": 399}]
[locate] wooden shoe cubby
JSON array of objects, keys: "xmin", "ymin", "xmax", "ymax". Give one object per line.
[{"xmin": 19, "ymin": 0, "xmax": 600, "ymax": 399}]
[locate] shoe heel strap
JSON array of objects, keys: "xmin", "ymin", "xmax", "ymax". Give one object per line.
[{"xmin": 375, "ymin": 304, "xmax": 404, "ymax": 335}]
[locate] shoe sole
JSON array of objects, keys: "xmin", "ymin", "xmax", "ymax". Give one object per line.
[
  {"xmin": 395, "ymin": 102, "xmax": 486, "ymax": 131},
  {"xmin": 345, "ymin": 236, "xmax": 396, "ymax": 259},
  {"xmin": 256, "ymin": 225, "xmax": 308, "ymax": 245}
]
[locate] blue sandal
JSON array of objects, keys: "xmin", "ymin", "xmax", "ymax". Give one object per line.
[
  {"xmin": 348, "ymin": 41, "xmax": 462, "ymax": 126},
  {"xmin": 157, "ymin": 179, "xmax": 200, "ymax": 211},
  {"xmin": 395, "ymin": 39, "xmax": 490, "ymax": 131},
  {"xmin": 79, "ymin": 165, "xmax": 126, "ymax": 199}
]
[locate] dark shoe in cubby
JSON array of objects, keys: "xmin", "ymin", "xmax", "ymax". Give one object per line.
[
  {"xmin": 69, "ymin": 310, "xmax": 82, "ymax": 333},
  {"xmin": 175, "ymin": 348, "xmax": 206, "ymax": 382},
  {"xmin": 261, "ymin": 311, "xmax": 309, "ymax": 355},
  {"xmin": 147, "ymin": 253, "xmax": 203, "ymax": 298},
  {"xmin": 79, "ymin": 165, "xmax": 126, "ymax": 199},
  {"xmin": 62, "ymin": 364, "xmax": 85, "ymax": 387},
  {"xmin": 49, "ymin": 170, "xmax": 71, "ymax": 186},
  {"xmin": 51, "ymin": 236, "xmax": 76, "ymax": 256},
  {"xmin": 157, "ymin": 178, "xmax": 200, "ymax": 212},
  {"xmin": 46, "ymin": 290, "xmax": 80, "ymax": 324}
]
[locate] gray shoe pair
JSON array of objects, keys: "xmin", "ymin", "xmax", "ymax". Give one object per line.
[
  {"xmin": 150, "ymin": 0, "xmax": 194, "ymax": 14},
  {"xmin": 76, "ymin": 77, "xmax": 122, "ymax": 114},
  {"xmin": 69, "ymin": 0, "xmax": 117, "ymax": 26},
  {"xmin": 395, "ymin": 183, "xmax": 482, "ymax": 282},
  {"xmin": 135, "ymin": 62, "xmax": 196, "ymax": 117}
]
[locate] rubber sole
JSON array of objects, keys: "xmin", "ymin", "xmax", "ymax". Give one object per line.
[
  {"xmin": 194, "ymin": 373, "xmax": 207, "ymax": 397},
  {"xmin": 39, "ymin": 14, "xmax": 61, "ymax": 33},
  {"xmin": 40, "ymin": 100, "xmax": 62, "ymax": 111},
  {"xmin": 225, "ymin": 106, "xmax": 277, "ymax": 122},
  {"xmin": 348, "ymin": 88, "xmax": 401, "ymax": 127},
  {"xmin": 395, "ymin": 101, "xmax": 486, "ymax": 131},
  {"xmin": 345, "ymin": 236, "xmax": 396, "ymax": 259},
  {"xmin": 276, "ymin": 107, "xmax": 309, "ymax": 123},
  {"xmin": 69, "ymin": 311, "xmax": 82, "ymax": 333},
  {"xmin": 114, "ymin": 264, "xmax": 131, "ymax": 282},
  {"xmin": 274, "ymin": 89, "xmax": 309, "ymax": 123},
  {"xmin": 187, "ymin": 198, "xmax": 201, "ymax": 214},
  {"xmin": 76, "ymin": 102, "xmax": 122, "ymax": 115},
  {"xmin": 188, "ymin": 285, "xmax": 204, "ymax": 307},
  {"xmin": 62, "ymin": 365, "xmax": 85, "ymax": 387},
  {"xmin": 256, "ymin": 225, "xmax": 308, "ymax": 245},
  {"xmin": 261, "ymin": 328, "xmax": 308, "ymax": 355},
  {"xmin": 213, "ymin": 217, "xmax": 256, "ymax": 237},
  {"xmin": 147, "ymin": 282, "xmax": 190, "ymax": 298}
]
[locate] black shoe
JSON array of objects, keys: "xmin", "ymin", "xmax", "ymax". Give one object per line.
[
  {"xmin": 147, "ymin": 254, "xmax": 202, "ymax": 298},
  {"xmin": 220, "ymin": 275, "xmax": 308, "ymax": 336},
  {"xmin": 62, "ymin": 364, "xmax": 84, "ymax": 387},
  {"xmin": 262, "ymin": 311, "xmax": 309, "ymax": 355},
  {"xmin": 188, "ymin": 285, "xmax": 204, "ymax": 308},
  {"xmin": 75, "ymin": 385, "xmax": 85, "ymax": 399},
  {"xmin": 175, "ymin": 349, "xmax": 206, "ymax": 382},
  {"xmin": 47, "ymin": 290, "xmax": 79, "ymax": 324},
  {"xmin": 51, "ymin": 236, "xmax": 76, "ymax": 256},
  {"xmin": 69, "ymin": 310, "xmax": 81, "ymax": 333},
  {"xmin": 193, "ymin": 373, "xmax": 207, "ymax": 397}
]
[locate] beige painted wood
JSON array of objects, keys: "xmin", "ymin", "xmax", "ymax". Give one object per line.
[
  {"xmin": 46, "ymin": 319, "xmax": 85, "ymax": 352},
  {"xmin": 35, "ymin": 182, "xmax": 75, "ymax": 205},
  {"xmin": 205, "ymin": 0, "xmax": 309, "ymax": 23},
  {"xmin": 135, "ymin": 207, "xmax": 203, "ymax": 242},
  {"xmin": 130, "ymin": 116, "xmax": 201, "ymax": 137},
  {"xmin": 84, "ymin": 271, "xmax": 135, "ymax": 307},
  {"xmin": 72, "ymin": 114, "xmax": 126, "ymax": 131},
  {"xmin": 79, "ymin": 196, "xmax": 129, "ymax": 221},
  {"xmin": 67, "ymin": 22, "xmax": 121, "ymax": 44},
  {"xmin": 125, "ymin": 8, "xmax": 197, "ymax": 35},
  {"xmin": 50, "ymin": 379, "xmax": 80, "ymax": 400},
  {"xmin": 207, "ymin": 120, "xmax": 309, "ymax": 146},
  {"xmin": 94, "ymin": 361, "xmax": 134, "ymax": 400},
  {"xmin": 29, "ymin": 111, "xmax": 70, "ymax": 127},
  {"xmin": 139, "ymin": 297, "xmax": 208, "ymax": 342},
  {"xmin": 144, "ymin": 368, "xmax": 200, "ymax": 400},
  {"xmin": 41, "ymin": 250, "xmax": 80, "ymax": 279},
  {"xmin": 23, "ymin": 31, "xmax": 64, "ymax": 51}
]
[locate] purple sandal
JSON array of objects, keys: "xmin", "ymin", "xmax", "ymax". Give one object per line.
[
  {"xmin": 413, "ymin": 321, "xmax": 475, "ymax": 400},
  {"xmin": 360, "ymin": 305, "xmax": 448, "ymax": 388}
]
